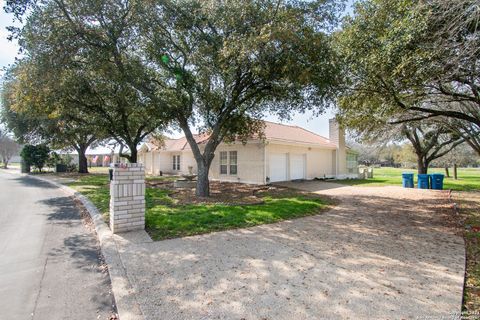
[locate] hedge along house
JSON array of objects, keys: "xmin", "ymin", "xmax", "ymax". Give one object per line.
[{"xmin": 138, "ymin": 119, "xmax": 358, "ymax": 184}]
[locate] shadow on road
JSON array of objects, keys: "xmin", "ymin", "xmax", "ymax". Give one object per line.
[
  {"xmin": 37, "ymin": 195, "xmax": 117, "ymax": 315},
  {"xmin": 13, "ymin": 175, "xmax": 58, "ymax": 189},
  {"xmin": 40, "ymin": 196, "xmax": 80, "ymax": 221},
  {"xmin": 38, "ymin": 196, "xmax": 102, "ymax": 266}
]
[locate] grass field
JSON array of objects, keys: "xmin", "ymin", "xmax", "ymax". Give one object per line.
[
  {"xmin": 65, "ymin": 174, "xmax": 331, "ymax": 240},
  {"xmin": 335, "ymin": 167, "xmax": 480, "ymax": 191},
  {"xmin": 145, "ymin": 189, "xmax": 329, "ymax": 240}
]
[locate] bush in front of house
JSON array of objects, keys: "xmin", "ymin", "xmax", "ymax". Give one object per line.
[{"xmin": 20, "ymin": 144, "xmax": 51, "ymax": 172}]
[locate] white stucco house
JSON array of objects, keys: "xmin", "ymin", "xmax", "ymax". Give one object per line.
[{"xmin": 138, "ymin": 119, "xmax": 358, "ymax": 184}]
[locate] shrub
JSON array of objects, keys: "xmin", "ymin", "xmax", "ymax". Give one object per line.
[
  {"xmin": 46, "ymin": 152, "xmax": 78, "ymax": 172},
  {"xmin": 20, "ymin": 144, "xmax": 50, "ymax": 172}
]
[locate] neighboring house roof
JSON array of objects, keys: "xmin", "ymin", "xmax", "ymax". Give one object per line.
[
  {"xmin": 142, "ymin": 121, "xmax": 337, "ymax": 152},
  {"xmin": 142, "ymin": 141, "xmax": 159, "ymax": 152},
  {"xmin": 163, "ymin": 138, "xmax": 190, "ymax": 151}
]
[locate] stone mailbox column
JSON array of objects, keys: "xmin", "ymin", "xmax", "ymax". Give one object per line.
[{"xmin": 110, "ymin": 163, "xmax": 145, "ymax": 233}]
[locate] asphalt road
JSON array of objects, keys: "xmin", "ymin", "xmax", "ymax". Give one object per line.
[{"xmin": 0, "ymin": 171, "xmax": 116, "ymax": 319}]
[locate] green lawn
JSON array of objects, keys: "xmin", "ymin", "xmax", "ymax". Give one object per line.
[
  {"xmin": 145, "ymin": 190, "xmax": 328, "ymax": 240},
  {"xmin": 335, "ymin": 167, "xmax": 480, "ymax": 191},
  {"xmin": 66, "ymin": 174, "xmax": 111, "ymax": 218},
  {"xmin": 65, "ymin": 174, "xmax": 330, "ymax": 240}
]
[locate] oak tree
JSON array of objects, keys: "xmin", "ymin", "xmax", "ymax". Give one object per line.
[
  {"xmin": 1, "ymin": 61, "xmax": 100, "ymax": 173},
  {"xmin": 5, "ymin": 0, "xmax": 170, "ymax": 163},
  {"xmin": 335, "ymin": 0, "xmax": 480, "ymax": 128},
  {"xmin": 136, "ymin": 0, "xmax": 341, "ymax": 196}
]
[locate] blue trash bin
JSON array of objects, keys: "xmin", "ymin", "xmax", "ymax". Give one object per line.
[
  {"xmin": 402, "ymin": 173, "xmax": 414, "ymax": 188},
  {"xmin": 430, "ymin": 173, "xmax": 444, "ymax": 190},
  {"xmin": 417, "ymin": 174, "xmax": 430, "ymax": 189}
]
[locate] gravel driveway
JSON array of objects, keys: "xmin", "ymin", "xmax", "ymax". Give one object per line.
[{"xmin": 116, "ymin": 182, "xmax": 465, "ymax": 320}]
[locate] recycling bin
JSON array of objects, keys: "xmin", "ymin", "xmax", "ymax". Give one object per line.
[
  {"xmin": 402, "ymin": 173, "xmax": 414, "ymax": 188},
  {"xmin": 417, "ymin": 174, "xmax": 430, "ymax": 189},
  {"xmin": 430, "ymin": 173, "xmax": 444, "ymax": 190}
]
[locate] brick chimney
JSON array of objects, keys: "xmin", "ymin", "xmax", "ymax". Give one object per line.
[{"xmin": 329, "ymin": 118, "xmax": 347, "ymax": 175}]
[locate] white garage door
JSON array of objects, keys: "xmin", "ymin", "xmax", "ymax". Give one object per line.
[
  {"xmin": 269, "ymin": 153, "xmax": 287, "ymax": 182},
  {"xmin": 290, "ymin": 154, "xmax": 306, "ymax": 180}
]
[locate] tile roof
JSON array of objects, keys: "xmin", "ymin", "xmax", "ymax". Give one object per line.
[
  {"xmin": 262, "ymin": 121, "xmax": 337, "ymax": 148},
  {"xmin": 148, "ymin": 121, "xmax": 337, "ymax": 151}
]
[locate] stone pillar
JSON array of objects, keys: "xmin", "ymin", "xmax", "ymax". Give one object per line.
[
  {"xmin": 109, "ymin": 163, "xmax": 145, "ymax": 233},
  {"xmin": 329, "ymin": 118, "xmax": 347, "ymax": 175}
]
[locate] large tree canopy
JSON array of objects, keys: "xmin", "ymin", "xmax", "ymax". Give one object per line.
[
  {"xmin": 5, "ymin": 0, "xmax": 342, "ymax": 196},
  {"xmin": 1, "ymin": 61, "xmax": 101, "ymax": 173},
  {"xmin": 335, "ymin": 0, "xmax": 480, "ymax": 130},
  {"xmin": 134, "ymin": 0, "xmax": 341, "ymax": 196},
  {"xmin": 5, "ymin": 0, "xmax": 171, "ymax": 163}
]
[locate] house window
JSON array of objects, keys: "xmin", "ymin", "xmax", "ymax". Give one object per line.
[
  {"xmin": 172, "ymin": 155, "xmax": 180, "ymax": 171},
  {"xmin": 220, "ymin": 151, "xmax": 228, "ymax": 174},
  {"xmin": 229, "ymin": 151, "xmax": 237, "ymax": 175},
  {"xmin": 219, "ymin": 151, "xmax": 238, "ymax": 175}
]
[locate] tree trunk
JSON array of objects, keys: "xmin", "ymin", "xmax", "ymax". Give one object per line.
[
  {"xmin": 78, "ymin": 147, "xmax": 89, "ymax": 174},
  {"xmin": 445, "ymin": 167, "xmax": 450, "ymax": 177},
  {"xmin": 417, "ymin": 157, "xmax": 428, "ymax": 174},
  {"xmin": 177, "ymin": 117, "xmax": 220, "ymax": 197},
  {"xmin": 196, "ymin": 162, "xmax": 210, "ymax": 197},
  {"xmin": 119, "ymin": 147, "xmax": 137, "ymax": 163},
  {"xmin": 129, "ymin": 147, "xmax": 138, "ymax": 163},
  {"xmin": 120, "ymin": 143, "xmax": 138, "ymax": 163},
  {"xmin": 454, "ymin": 163, "xmax": 458, "ymax": 180}
]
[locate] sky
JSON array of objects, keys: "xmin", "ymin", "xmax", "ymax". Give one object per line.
[
  {"xmin": 0, "ymin": 0, "xmax": 21, "ymax": 78},
  {"xmin": 0, "ymin": 0, "xmax": 354, "ymax": 140}
]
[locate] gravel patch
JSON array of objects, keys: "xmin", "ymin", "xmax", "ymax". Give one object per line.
[{"xmin": 114, "ymin": 182, "xmax": 465, "ymax": 319}]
